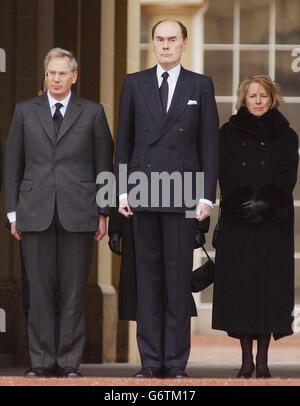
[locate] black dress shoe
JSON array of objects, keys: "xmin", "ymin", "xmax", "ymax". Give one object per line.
[
  {"xmin": 135, "ymin": 367, "xmax": 165, "ymax": 378},
  {"xmin": 60, "ymin": 367, "xmax": 82, "ymax": 378},
  {"xmin": 237, "ymin": 362, "xmax": 255, "ymax": 378},
  {"xmin": 167, "ymin": 367, "xmax": 187, "ymax": 378},
  {"xmin": 24, "ymin": 367, "xmax": 56, "ymax": 378},
  {"xmin": 256, "ymin": 366, "xmax": 271, "ymax": 378}
]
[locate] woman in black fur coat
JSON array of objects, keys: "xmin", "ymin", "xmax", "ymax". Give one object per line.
[{"xmin": 212, "ymin": 75, "xmax": 299, "ymax": 378}]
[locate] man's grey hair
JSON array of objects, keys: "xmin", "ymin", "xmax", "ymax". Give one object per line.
[{"xmin": 44, "ymin": 48, "xmax": 78, "ymax": 71}]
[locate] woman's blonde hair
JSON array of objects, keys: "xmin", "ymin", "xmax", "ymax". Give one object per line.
[{"xmin": 236, "ymin": 74, "xmax": 282, "ymax": 110}]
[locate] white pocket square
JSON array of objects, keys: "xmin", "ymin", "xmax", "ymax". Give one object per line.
[{"xmin": 187, "ymin": 100, "xmax": 198, "ymax": 105}]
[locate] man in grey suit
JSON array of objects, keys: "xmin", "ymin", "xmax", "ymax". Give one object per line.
[{"xmin": 5, "ymin": 48, "xmax": 114, "ymax": 377}]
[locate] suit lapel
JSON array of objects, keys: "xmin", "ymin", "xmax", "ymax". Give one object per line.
[
  {"xmin": 56, "ymin": 93, "xmax": 82, "ymax": 143},
  {"xmin": 139, "ymin": 66, "xmax": 164, "ymax": 127},
  {"xmin": 161, "ymin": 67, "xmax": 194, "ymax": 135},
  {"xmin": 35, "ymin": 93, "xmax": 56, "ymax": 144},
  {"xmin": 147, "ymin": 67, "xmax": 195, "ymax": 145}
]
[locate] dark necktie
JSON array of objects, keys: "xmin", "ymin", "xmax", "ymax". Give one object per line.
[
  {"xmin": 159, "ymin": 71, "xmax": 169, "ymax": 113},
  {"xmin": 53, "ymin": 103, "xmax": 63, "ymax": 135}
]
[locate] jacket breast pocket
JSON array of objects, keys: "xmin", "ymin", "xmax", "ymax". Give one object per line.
[{"xmin": 184, "ymin": 105, "xmax": 200, "ymax": 121}]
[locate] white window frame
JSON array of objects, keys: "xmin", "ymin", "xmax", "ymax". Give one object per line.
[{"xmin": 195, "ymin": 0, "xmax": 300, "ymax": 114}]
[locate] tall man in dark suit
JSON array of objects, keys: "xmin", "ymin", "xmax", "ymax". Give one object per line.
[
  {"xmin": 6, "ymin": 48, "xmax": 114, "ymax": 378},
  {"xmin": 116, "ymin": 20, "xmax": 219, "ymax": 378}
]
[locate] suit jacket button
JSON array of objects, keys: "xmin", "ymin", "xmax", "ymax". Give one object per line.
[
  {"xmin": 241, "ymin": 161, "xmax": 246, "ymax": 167},
  {"xmin": 260, "ymin": 141, "xmax": 266, "ymax": 147},
  {"xmin": 178, "ymin": 128, "xmax": 184, "ymax": 132}
]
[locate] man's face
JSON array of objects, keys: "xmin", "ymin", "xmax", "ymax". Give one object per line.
[
  {"xmin": 152, "ymin": 21, "xmax": 188, "ymax": 70},
  {"xmin": 45, "ymin": 56, "xmax": 77, "ymax": 100}
]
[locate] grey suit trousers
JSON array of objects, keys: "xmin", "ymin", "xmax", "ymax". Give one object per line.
[{"xmin": 21, "ymin": 210, "xmax": 94, "ymax": 370}]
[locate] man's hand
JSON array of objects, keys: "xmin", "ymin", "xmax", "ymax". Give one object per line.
[
  {"xmin": 196, "ymin": 202, "xmax": 211, "ymax": 222},
  {"xmin": 11, "ymin": 221, "xmax": 22, "ymax": 241},
  {"xmin": 118, "ymin": 198, "xmax": 133, "ymax": 218},
  {"xmin": 94, "ymin": 215, "xmax": 107, "ymax": 241}
]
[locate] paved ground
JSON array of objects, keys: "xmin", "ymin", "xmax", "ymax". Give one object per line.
[{"xmin": 1, "ymin": 335, "xmax": 300, "ymax": 387}]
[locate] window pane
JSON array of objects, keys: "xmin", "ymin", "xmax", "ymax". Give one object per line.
[
  {"xmin": 276, "ymin": 0, "xmax": 300, "ymax": 44},
  {"xmin": 204, "ymin": 0, "xmax": 233, "ymax": 44},
  {"xmin": 240, "ymin": 51, "xmax": 269, "ymax": 82},
  {"xmin": 204, "ymin": 51, "xmax": 232, "ymax": 95},
  {"xmin": 217, "ymin": 102, "xmax": 233, "ymax": 127},
  {"xmin": 275, "ymin": 51, "xmax": 299, "ymax": 96},
  {"xmin": 240, "ymin": 0, "xmax": 269, "ymax": 44}
]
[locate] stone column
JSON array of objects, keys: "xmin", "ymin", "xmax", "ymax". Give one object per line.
[{"xmin": 98, "ymin": 0, "xmax": 118, "ymax": 363}]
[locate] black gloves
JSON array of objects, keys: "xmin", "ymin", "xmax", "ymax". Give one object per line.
[
  {"xmin": 194, "ymin": 229, "xmax": 206, "ymax": 249},
  {"xmin": 108, "ymin": 232, "xmax": 122, "ymax": 255},
  {"xmin": 241, "ymin": 199, "xmax": 269, "ymax": 224}
]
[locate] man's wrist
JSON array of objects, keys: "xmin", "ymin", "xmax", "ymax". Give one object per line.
[
  {"xmin": 119, "ymin": 193, "xmax": 128, "ymax": 202},
  {"xmin": 7, "ymin": 212, "xmax": 16, "ymax": 223},
  {"xmin": 199, "ymin": 199, "xmax": 213, "ymax": 208}
]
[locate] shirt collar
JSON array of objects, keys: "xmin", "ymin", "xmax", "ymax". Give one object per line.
[
  {"xmin": 47, "ymin": 91, "xmax": 72, "ymax": 109},
  {"xmin": 156, "ymin": 64, "xmax": 181, "ymax": 82}
]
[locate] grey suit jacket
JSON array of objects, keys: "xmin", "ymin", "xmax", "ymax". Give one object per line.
[{"xmin": 5, "ymin": 92, "xmax": 114, "ymax": 232}]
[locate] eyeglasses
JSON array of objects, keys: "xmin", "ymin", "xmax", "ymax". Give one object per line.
[{"xmin": 46, "ymin": 70, "xmax": 73, "ymax": 80}]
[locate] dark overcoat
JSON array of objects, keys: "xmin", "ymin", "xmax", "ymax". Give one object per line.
[{"xmin": 212, "ymin": 107, "xmax": 299, "ymax": 340}]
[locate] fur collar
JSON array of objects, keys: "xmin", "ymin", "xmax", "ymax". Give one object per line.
[{"xmin": 229, "ymin": 106, "xmax": 290, "ymax": 139}]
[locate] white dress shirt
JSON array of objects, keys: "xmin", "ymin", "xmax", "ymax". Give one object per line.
[
  {"xmin": 47, "ymin": 90, "xmax": 71, "ymax": 118},
  {"xmin": 7, "ymin": 91, "xmax": 72, "ymax": 223},
  {"xmin": 156, "ymin": 63, "xmax": 181, "ymax": 112}
]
